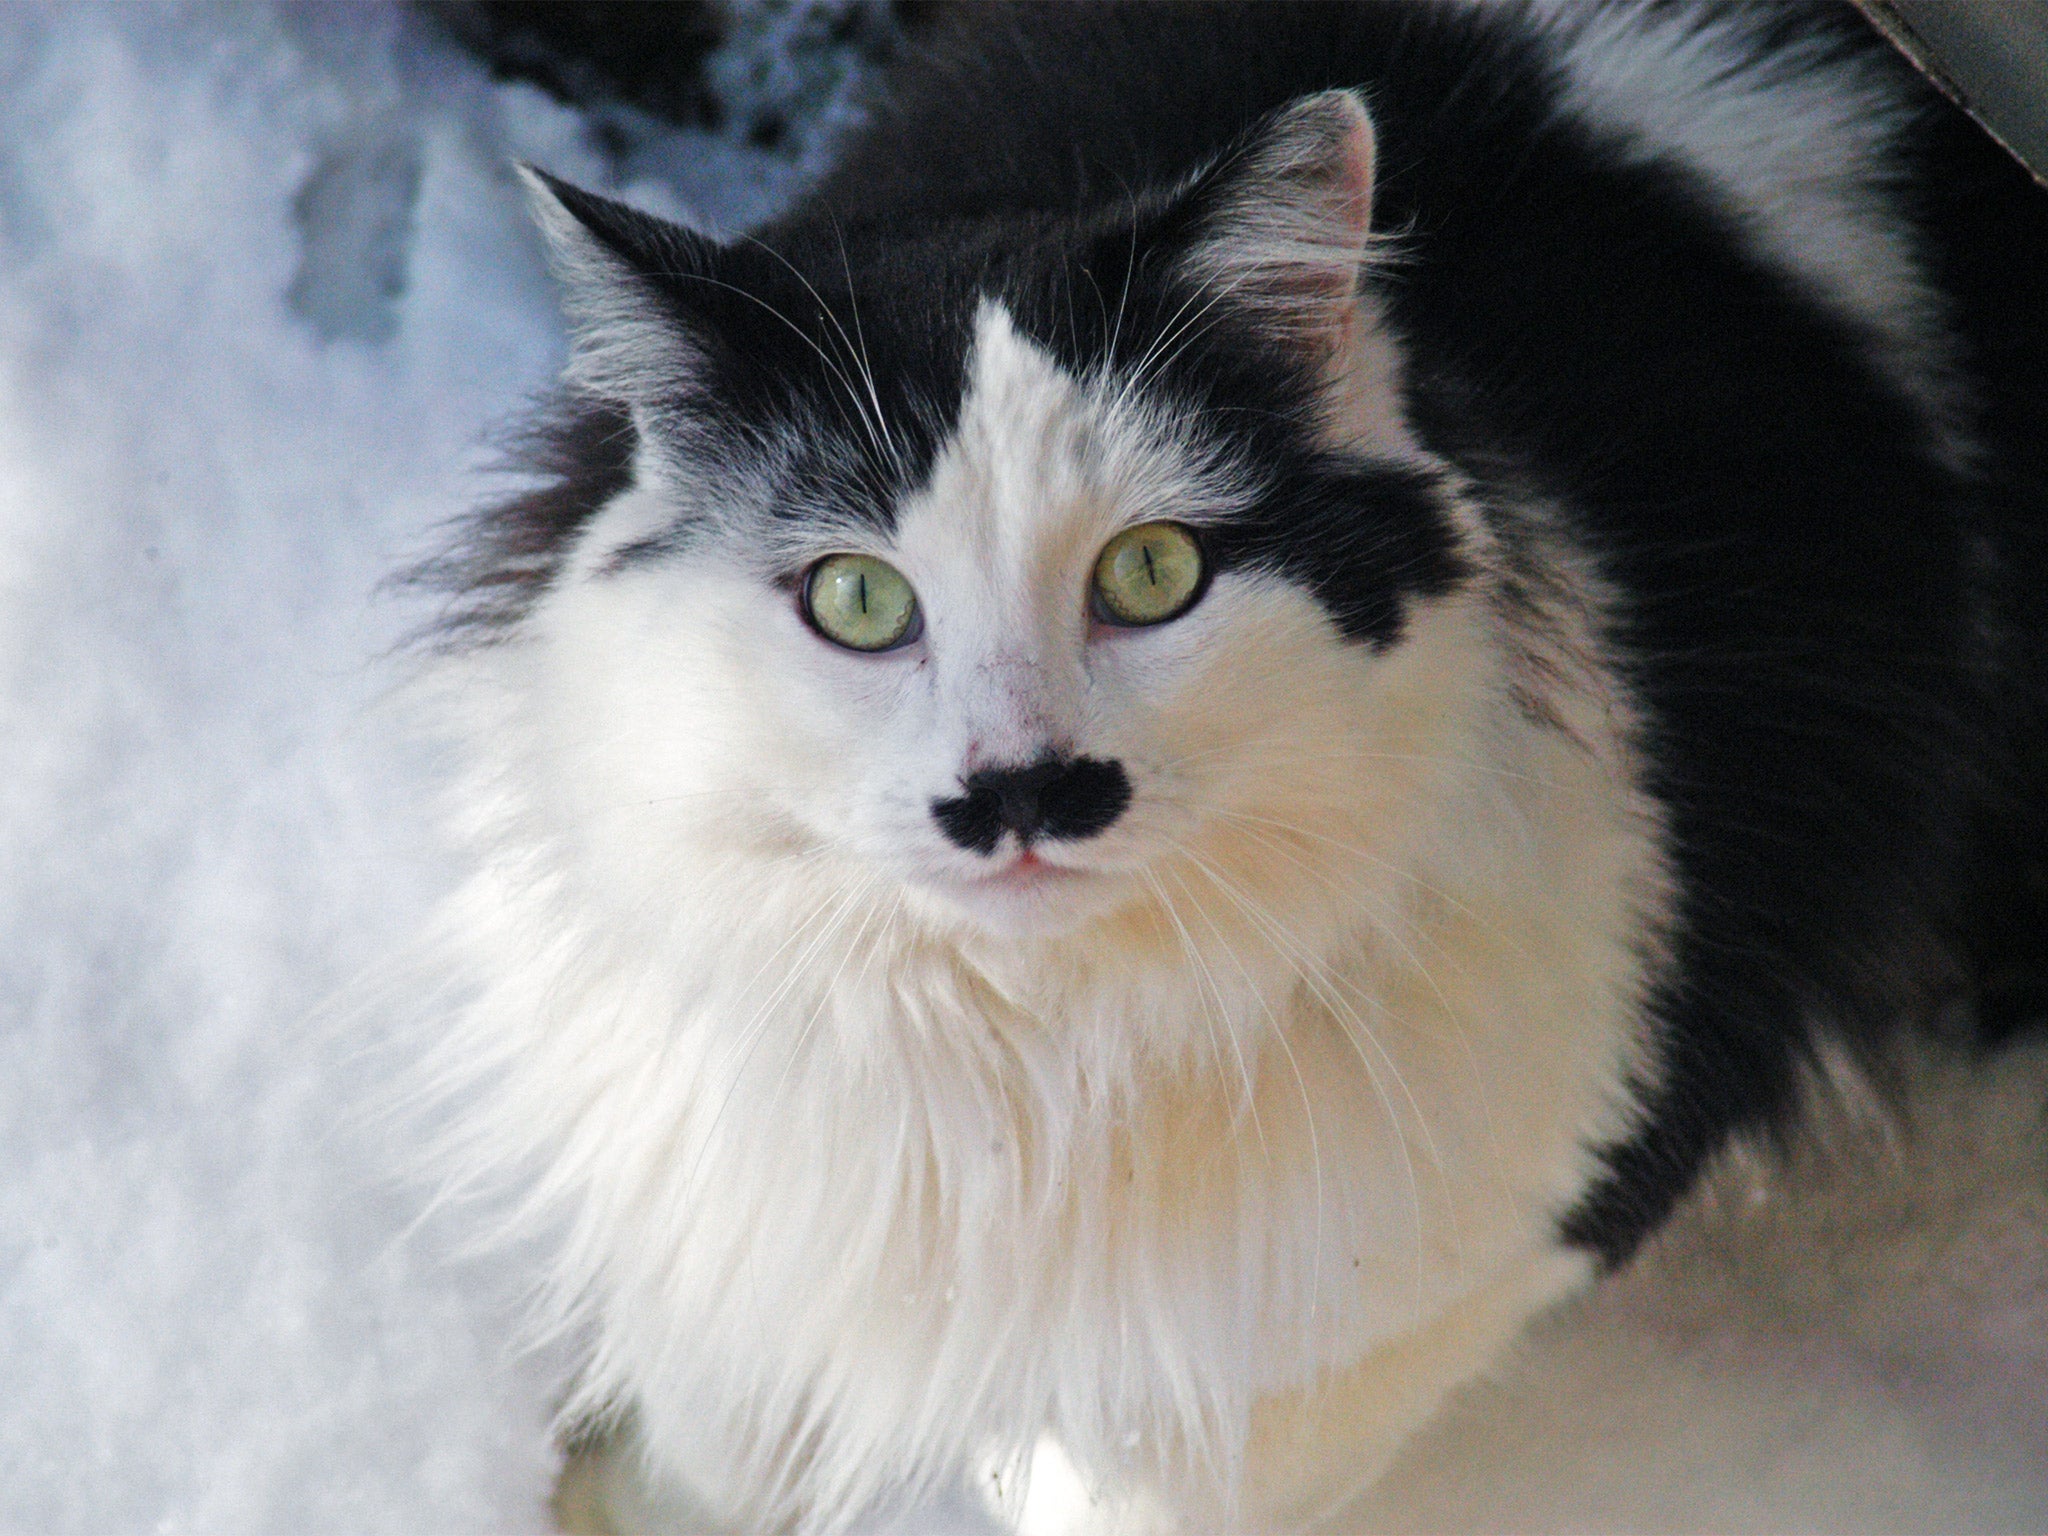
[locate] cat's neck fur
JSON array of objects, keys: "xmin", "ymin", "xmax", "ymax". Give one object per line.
[{"xmin": 429, "ymin": 425, "xmax": 1669, "ymax": 1522}]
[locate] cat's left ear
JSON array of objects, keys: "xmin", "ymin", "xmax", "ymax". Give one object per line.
[
  {"xmin": 1178, "ymin": 89, "xmax": 1376, "ymax": 360},
  {"xmin": 518, "ymin": 165, "xmax": 716, "ymax": 412}
]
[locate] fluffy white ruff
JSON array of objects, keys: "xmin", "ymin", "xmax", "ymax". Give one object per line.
[
  {"xmin": 419, "ymin": 306, "xmax": 1668, "ymax": 1530},
  {"xmin": 1333, "ymin": 1030, "xmax": 2048, "ymax": 1533}
]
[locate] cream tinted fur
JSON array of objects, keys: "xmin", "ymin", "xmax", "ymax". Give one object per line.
[
  {"xmin": 1009, "ymin": 1036, "xmax": 2048, "ymax": 1535},
  {"xmin": 1336, "ymin": 1032, "xmax": 2048, "ymax": 1532},
  {"xmin": 427, "ymin": 300, "xmax": 1670, "ymax": 1529}
]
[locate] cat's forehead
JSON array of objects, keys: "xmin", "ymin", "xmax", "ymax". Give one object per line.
[
  {"xmin": 576, "ymin": 203, "xmax": 1468, "ymax": 649},
  {"xmin": 884, "ymin": 298, "xmax": 1245, "ymax": 567},
  {"xmin": 704, "ymin": 210, "xmax": 1272, "ymax": 516},
  {"xmin": 712, "ymin": 229, "xmax": 1253, "ymax": 559}
]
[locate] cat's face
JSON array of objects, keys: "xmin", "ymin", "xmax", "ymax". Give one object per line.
[
  {"xmin": 503, "ymin": 96, "xmax": 1477, "ymax": 956},
  {"xmin": 546, "ymin": 306, "xmax": 1450, "ymax": 946}
]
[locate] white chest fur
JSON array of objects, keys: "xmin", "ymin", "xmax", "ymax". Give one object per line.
[{"xmin": 426, "ymin": 536, "xmax": 1668, "ymax": 1528}]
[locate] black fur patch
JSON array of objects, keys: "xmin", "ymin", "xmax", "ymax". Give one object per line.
[
  {"xmin": 446, "ymin": 140, "xmax": 1471, "ymax": 651},
  {"xmin": 793, "ymin": 0, "xmax": 2048, "ymax": 1264},
  {"xmin": 410, "ymin": 395, "xmax": 635, "ymax": 644}
]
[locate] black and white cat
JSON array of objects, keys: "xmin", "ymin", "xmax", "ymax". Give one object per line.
[{"xmin": 415, "ymin": 1, "xmax": 2048, "ymax": 1529}]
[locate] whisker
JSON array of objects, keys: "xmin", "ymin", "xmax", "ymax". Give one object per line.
[
  {"xmin": 734, "ymin": 231, "xmax": 895, "ymax": 466},
  {"xmin": 682, "ymin": 875, "xmax": 880, "ymax": 1203},
  {"xmin": 1128, "ymin": 264, "xmax": 1263, "ymax": 398},
  {"xmin": 829, "ymin": 219, "xmax": 906, "ymax": 476},
  {"xmin": 1144, "ymin": 868, "xmax": 1261, "ymax": 1170},
  {"xmin": 1152, "ymin": 738, "xmax": 1559, "ymax": 791},
  {"xmin": 1166, "ymin": 839, "xmax": 1443, "ymax": 1307},
  {"xmin": 664, "ymin": 258, "xmax": 893, "ymax": 468},
  {"xmin": 1249, "ymin": 833, "xmax": 1496, "ymax": 1288},
  {"xmin": 1104, "ymin": 178, "xmax": 1141, "ymax": 371},
  {"xmin": 762, "ymin": 875, "xmax": 895, "ymax": 1127},
  {"xmin": 1166, "ymin": 854, "xmax": 1326, "ymax": 1340},
  {"xmin": 1207, "ymin": 806, "xmax": 1519, "ymax": 956},
  {"xmin": 1161, "ymin": 863, "xmax": 1271, "ymax": 1166}
]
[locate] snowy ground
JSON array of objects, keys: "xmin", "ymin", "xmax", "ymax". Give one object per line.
[{"xmin": 0, "ymin": 4, "xmax": 981, "ymax": 1528}]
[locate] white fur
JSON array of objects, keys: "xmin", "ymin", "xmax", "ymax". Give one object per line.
[
  {"xmin": 423, "ymin": 296, "xmax": 1671, "ymax": 1529},
  {"xmin": 1515, "ymin": 0, "xmax": 1971, "ymax": 463},
  {"xmin": 999, "ymin": 1035, "xmax": 2048, "ymax": 1533}
]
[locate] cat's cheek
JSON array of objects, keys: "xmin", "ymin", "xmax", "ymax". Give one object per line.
[
  {"xmin": 1094, "ymin": 577, "xmax": 1348, "ymax": 781},
  {"xmin": 773, "ymin": 697, "xmax": 975, "ymax": 884},
  {"xmin": 557, "ymin": 477, "xmax": 689, "ymax": 581},
  {"xmin": 512, "ymin": 566, "xmax": 837, "ymax": 917},
  {"xmin": 1123, "ymin": 583, "xmax": 1502, "ymax": 940}
]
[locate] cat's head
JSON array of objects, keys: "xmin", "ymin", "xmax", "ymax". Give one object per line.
[{"xmin": 454, "ymin": 92, "xmax": 1491, "ymax": 957}]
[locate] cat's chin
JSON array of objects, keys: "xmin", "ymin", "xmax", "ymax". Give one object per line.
[{"xmin": 909, "ymin": 850, "xmax": 1133, "ymax": 938}]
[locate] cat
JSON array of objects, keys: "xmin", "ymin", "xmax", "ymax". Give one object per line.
[{"xmin": 412, "ymin": 1, "xmax": 2048, "ymax": 1529}]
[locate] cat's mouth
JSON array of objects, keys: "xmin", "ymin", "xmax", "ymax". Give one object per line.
[
  {"xmin": 951, "ymin": 847, "xmax": 1092, "ymax": 892},
  {"xmin": 913, "ymin": 845, "xmax": 1121, "ymax": 935}
]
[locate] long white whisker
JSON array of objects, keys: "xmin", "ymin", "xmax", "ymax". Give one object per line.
[
  {"xmin": 683, "ymin": 874, "xmax": 880, "ymax": 1202},
  {"xmin": 1193, "ymin": 821, "xmax": 1469, "ymax": 1148},
  {"xmin": 706, "ymin": 871, "xmax": 877, "ymax": 1091},
  {"xmin": 1166, "ymin": 839, "xmax": 1437, "ymax": 1308},
  {"xmin": 1168, "ymin": 854, "xmax": 1326, "ymax": 1341},
  {"xmin": 734, "ymin": 232, "xmax": 894, "ymax": 463},
  {"xmin": 1208, "ymin": 806, "xmax": 1519, "ymax": 957},
  {"xmin": 1144, "ymin": 868, "xmax": 1261, "ymax": 1169},
  {"xmin": 830, "ymin": 220, "xmax": 904, "ymax": 476},
  {"xmin": 1103, "ymin": 177, "xmax": 1141, "ymax": 372},
  {"xmin": 761, "ymin": 877, "xmax": 895, "ymax": 1121},
  {"xmin": 1153, "ymin": 738, "xmax": 1558, "ymax": 791},
  {"xmin": 1109, "ymin": 257, "xmax": 1269, "ymax": 425},
  {"xmin": 1128, "ymin": 265, "xmax": 1264, "ymax": 399},
  {"xmin": 676, "ymin": 257, "xmax": 893, "ymax": 467},
  {"xmin": 1158, "ymin": 864, "xmax": 1269, "ymax": 1165}
]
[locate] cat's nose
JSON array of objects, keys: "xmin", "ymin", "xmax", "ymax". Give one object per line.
[{"xmin": 931, "ymin": 754, "xmax": 1131, "ymax": 854}]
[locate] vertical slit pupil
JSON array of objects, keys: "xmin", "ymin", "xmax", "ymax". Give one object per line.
[
  {"xmin": 1141, "ymin": 545, "xmax": 1158, "ymax": 586},
  {"xmin": 858, "ymin": 570, "xmax": 869, "ymax": 614}
]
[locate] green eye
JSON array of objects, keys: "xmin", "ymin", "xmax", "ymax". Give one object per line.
[
  {"xmin": 803, "ymin": 553, "xmax": 921, "ymax": 652},
  {"xmin": 1092, "ymin": 522, "xmax": 1206, "ymax": 626}
]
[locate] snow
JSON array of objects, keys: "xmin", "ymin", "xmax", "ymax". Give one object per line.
[{"xmin": 0, "ymin": 3, "xmax": 980, "ymax": 1528}]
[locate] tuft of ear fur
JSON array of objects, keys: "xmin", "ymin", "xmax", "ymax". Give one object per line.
[
  {"xmin": 1180, "ymin": 90, "xmax": 1377, "ymax": 357},
  {"xmin": 518, "ymin": 165, "xmax": 712, "ymax": 410}
]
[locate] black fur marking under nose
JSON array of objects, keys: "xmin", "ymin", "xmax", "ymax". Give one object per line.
[{"xmin": 932, "ymin": 756, "xmax": 1131, "ymax": 854}]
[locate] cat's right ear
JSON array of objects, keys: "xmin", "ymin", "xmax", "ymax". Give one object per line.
[
  {"xmin": 1174, "ymin": 90, "xmax": 1377, "ymax": 365},
  {"xmin": 517, "ymin": 165, "xmax": 713, "ymax": 411}
]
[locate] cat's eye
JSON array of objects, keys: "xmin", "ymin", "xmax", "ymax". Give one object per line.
[
  {"xmin": 803, "ymin": 553, "xmax": 922, "ymax": 652},
  {"xmin": 1092, "ymin": 522, "xmax": 1207, "ymax": 627}
]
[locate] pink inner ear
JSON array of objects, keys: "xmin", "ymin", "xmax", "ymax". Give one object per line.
[
  {"xmin": 1320, "ymin": 94, "xmax": 1377, "ymax": 250},
  {"xmin": 1185, "ymin": 89, "xmax": 1379, "ymax": 348}
]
